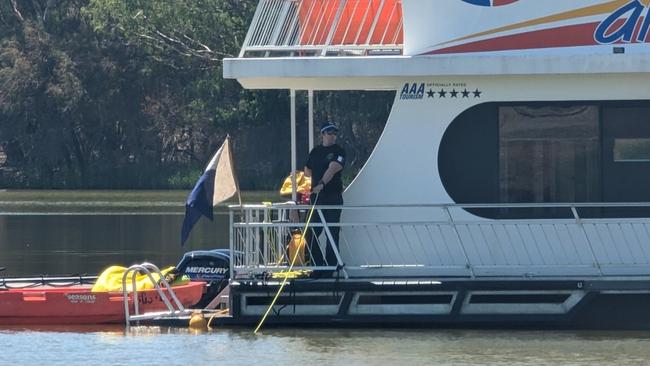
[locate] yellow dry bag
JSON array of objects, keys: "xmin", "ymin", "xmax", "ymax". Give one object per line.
[{"xmin": 91, "ymin": 265, "xmax": 176, "ymax": 293}]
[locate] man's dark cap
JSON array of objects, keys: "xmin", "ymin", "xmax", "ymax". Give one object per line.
[{"xmin": 320, "ymin": 122, "xmax": 339, "ymax": 133}]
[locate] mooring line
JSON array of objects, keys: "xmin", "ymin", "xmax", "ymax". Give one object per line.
[{"xmin": 253, "ymin": 193, "xmax": 319, "ymax": 334}]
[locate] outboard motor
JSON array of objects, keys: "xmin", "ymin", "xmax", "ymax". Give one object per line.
[{"xmin": 175, "ymin": 249, "xmax": 231, "ymax": 308}]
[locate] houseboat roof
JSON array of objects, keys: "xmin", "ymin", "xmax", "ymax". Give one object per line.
[
  {"xmin": 224, "ymin": 53, "xmax": 650, "ymax": 90},
  {"xmin": 225, "ymin": 0, "xmax": 650, "ymax": 89}
]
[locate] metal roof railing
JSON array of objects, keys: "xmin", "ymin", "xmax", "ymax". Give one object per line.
[{"xmin": 239, "ymin": 0, "xmax": 403, "ymax": 58}]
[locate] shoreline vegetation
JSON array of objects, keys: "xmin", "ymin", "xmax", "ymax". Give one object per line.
[
  {"xmin": 0, "ymin": 190, "xmax": 281, "ymax": 214},
  {"xmin": 0, "ymin": 0, "xmax": 392, "ymax": 191}
]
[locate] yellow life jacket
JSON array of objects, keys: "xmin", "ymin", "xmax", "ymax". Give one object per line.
[{"xmin": 279, "ymin": 171, "xmax": 312, "ymax": 196}]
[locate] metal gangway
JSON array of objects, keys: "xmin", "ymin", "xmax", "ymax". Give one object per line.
[
  {"xmin": 229, "ymin": 202, "xmax": 650, "ymax": 280},
  {"xmin": 121, "ymin": 263, "xmax": 192, "ymax": 327},
  {"xmin": 240, "ymin": 0, "xmax": 403, "ymax": 57}
]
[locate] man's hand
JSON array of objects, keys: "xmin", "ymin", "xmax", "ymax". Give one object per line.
[{"xmin": 312, "ymin": 182, "xmax": 324, "ymax": 194}]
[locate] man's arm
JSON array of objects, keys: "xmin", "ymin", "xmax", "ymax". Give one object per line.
[
  {"xmin": 321, "ymin": 161, "xmax": 343, "ymax": 185},
  {"xmin": 304, "ymin": 167, "xmax": 312, "ymax": 177},
  {"xmin": 312, "ymin": 161, "xmax": 343, "ymax": 193}
]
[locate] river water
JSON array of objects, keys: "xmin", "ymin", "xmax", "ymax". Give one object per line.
[
  {"xmin": 2, "ymin": 190, "xmax": 650, "ymax": 365},
  {"xmin": 0, "ymin": 190, "xmax": 276, "ymax": 276}
]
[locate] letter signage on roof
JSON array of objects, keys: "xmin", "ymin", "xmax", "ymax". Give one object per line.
[
  {"xmin": 595, "ymin": 1, "xmax": 650, "ymax": 43},
  {"xmin": 402, "ymin": 0, "xmax": 650, "ymax": 55}
]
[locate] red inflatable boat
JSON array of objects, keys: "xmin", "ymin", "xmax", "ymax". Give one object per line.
[{"xmin": 0, "ymin": 280, "xmax": 205, "ymax": 325}]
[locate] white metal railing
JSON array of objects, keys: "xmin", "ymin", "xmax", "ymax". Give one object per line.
[
  {"xmin": 240, "ymin": 0, "xmax": 403, "ymax": 57},
  {"xmin": 229, "ymin": 204, "xmax": 347, "ymax": 279},
  {"xmin": 229, "ymin": 202, "xmax": 650, "ymax": 279}
]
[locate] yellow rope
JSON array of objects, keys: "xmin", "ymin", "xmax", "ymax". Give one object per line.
[
  {"xmin": 253, "ymin": 194, "xmax": 319, "ymax": 334},
  {"xmin": 206, "ymin": 308, "xmax": 230, "ymax": 330}
]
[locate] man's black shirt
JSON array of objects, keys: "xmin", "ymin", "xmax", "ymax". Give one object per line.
[{"xmin": 306, "ymin": 144, "xmax": 346, "ymax": 196}]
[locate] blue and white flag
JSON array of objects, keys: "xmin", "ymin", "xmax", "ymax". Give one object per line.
[{"xmin": 181, "ymin": 137, "xmax": 238, "ymax": 246}]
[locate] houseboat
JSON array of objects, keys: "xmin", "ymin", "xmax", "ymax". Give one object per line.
[{"xmin": 219, "ymin": 0, "xmax": 650, "ymax": 329}]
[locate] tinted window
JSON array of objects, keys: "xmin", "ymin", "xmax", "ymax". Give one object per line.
[{"xmin": 439, "ymin": 101, "xmax": 650, "ymax": 219}]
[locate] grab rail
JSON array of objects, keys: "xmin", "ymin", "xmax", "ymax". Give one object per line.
[
  {"xmin": 121, "ymin": 263, "xmax": 190, "ymax": 327},
  {"xmin": 0, "ymin": 274, "xmax": 97, "ymax": 290}
]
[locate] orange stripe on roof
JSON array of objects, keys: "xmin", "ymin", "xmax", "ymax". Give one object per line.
[{"xmin": 436, "ymin": 0, "xmax": 630, "ymax": 47}]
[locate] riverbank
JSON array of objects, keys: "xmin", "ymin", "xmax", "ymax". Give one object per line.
[{"xmin": 0, "ymin": 190, "xmax": 281, "ymax": 214}]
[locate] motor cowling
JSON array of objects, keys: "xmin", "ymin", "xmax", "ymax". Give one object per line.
[{"xmin": 175, "ymin": 249, "xmax": 231, "ymax": 308}]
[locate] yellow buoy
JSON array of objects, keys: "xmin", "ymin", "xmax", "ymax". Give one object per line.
[{"xmin": 189, "ymin": 311, "xmax": 207, "ymax": 330}]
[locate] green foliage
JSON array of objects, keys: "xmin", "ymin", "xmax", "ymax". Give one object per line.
[
  {"xmin": 166, "ymin": 168, "xmax": 203, "ymax": 189},
  {"xmin": 85, "ymin": 0, "xmax": 253, "ymax": 67},
  {"xmin": 0, "ymin": 0, "xmax": 393, "ymax": 190}
]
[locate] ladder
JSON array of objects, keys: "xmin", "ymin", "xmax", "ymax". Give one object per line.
[{"xmin": 121, "ymin": 263, "xmax": 192, "ymax": 327}]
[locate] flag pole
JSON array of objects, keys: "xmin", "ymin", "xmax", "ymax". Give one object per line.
[{"xmin": 226, "ymin": 135, "xmax": 244, "ymax": 216}]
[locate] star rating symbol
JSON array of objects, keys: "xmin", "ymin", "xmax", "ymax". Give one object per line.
[{"xmin": 427, "ymin": 87, "xmax": 483, "ymax": 102}]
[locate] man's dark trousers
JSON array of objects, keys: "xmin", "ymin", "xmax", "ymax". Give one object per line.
[{"xmin": 308, "ymin": 193, "xmax": 343, "ymax": 267}]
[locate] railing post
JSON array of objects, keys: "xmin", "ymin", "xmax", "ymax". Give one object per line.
[
  {"xmin": 317, "ymin": 207, "xmax": 349, "ymax": 279},
  {"xmin": 244, "ymin": 209, "xmax": 253, "ymax": 269},
  {"xmin": 571, "ymin": 206, "xmax": 603, "ymax": 276},
  {"xmin": 253, "ymin": 209, "xmax": 261, "ymax": 268},
  {"xmin": 365, "ymin": 0, "xmax": 386, "ymax": 45},
  {"xmin": 308, "ymin": 90, "xmax": 314, "ymax": 151},
  {"xmin": 340, "ymin": 0, "xmax": 362, "ymax": 45},
  {"xmin": 321, "ymin": 0, "xmax": 349, "ymax": 55},
  {"xmin": 379, "ymin": 0, "xmax": 399, "ymax": 44},
  {"xmin": 262, "ymin": 204, "xmax": 272, "ymax": 267},
  {"xmin": 266, "ymin": 0, "xmax": 293, "ymax": 57},
  {"xmin": 290, "ymin": 89, "xmax": 297, "ymax": 203},
  {"xmin": 229, "ymin": 208, "xmax": 235, "ymax": 280},
  {"xmin": 239, "ymin": 0, "xmax": 267, "ymax": 57},
  {"xmin": 283, "ymin": 0, "xmax": 304, "ymax": 47},
  {"xmin": 353, "ymin": 0, "xmax": 373, "ymax": 44},
  {"xmin": 443, "ymin": 205, "xmax": 475, "ymax": 278}
]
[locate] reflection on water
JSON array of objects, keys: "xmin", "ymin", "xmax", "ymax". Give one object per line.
[
  {"xmin": 0, "ymin": 324, "xmax": 126, "ymax": 334},
  {"xmin": 1, "ymin": 327, "xmax": 650, "ymax": 366},
  {"xmin": 0, "ymin": 214, "xmax": 226, "ymax": 275},
  {"xmin": 0, "ymin": 190, "xmax": 279, "ymax": 276}
]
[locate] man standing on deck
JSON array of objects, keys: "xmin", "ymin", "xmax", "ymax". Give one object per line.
[{"xmin": 304, "ymin": 122, "xmax": 346, "ymax": 271}]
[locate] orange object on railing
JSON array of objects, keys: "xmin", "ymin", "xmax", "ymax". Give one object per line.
[{"xmin": 298, "ymin": 0, "xmax": 403, "ymax": 46}]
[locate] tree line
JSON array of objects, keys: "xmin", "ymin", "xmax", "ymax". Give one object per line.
[{"xmin": 0, "ymin": 0, "xmax": 393, "ymax": 190}]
